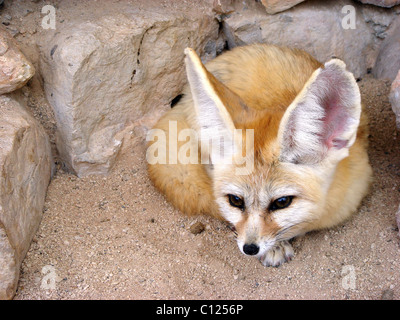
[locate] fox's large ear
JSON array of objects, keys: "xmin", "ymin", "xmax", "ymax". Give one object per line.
[
  {"xmin": 184, "ymin": 48, "xmax": 241, "ymax": 164},
  {"xmin": 278, "ymin": 59, "xmax": 361, "ymax": 165}
]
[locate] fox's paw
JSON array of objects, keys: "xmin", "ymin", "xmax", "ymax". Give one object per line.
[{"xmin": 260, "ymin": 240, "xmax": 294, "ymax": 267}]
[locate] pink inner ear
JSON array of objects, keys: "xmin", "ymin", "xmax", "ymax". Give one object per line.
[
  {"xmin": 321, "ymin": 101, "xmax": 349, "ymax": 149},
  {"xmin": 331, "ymin": 138, "xmax": 348, "ymax": 149},
  {"xmin": 319, "ymin": 77, "xmax": 350, "ymax": 150}
]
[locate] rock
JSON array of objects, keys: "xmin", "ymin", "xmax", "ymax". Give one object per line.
[
  {"xmin": 0, "ymin": 95, "xmax": 52, "ymax": 300},
  {"xmin": 356, "ymin": 0, "xmax": 400, "ymax": 7},
  {"xmin": 223, "ymin": 0, "xmax": 397, "ymax": 79},
  {"xmin": 260, "ymin": 0, "xmax": 305, "ymax": 14},
  {"xmin": 213, "ymin": 0, "xmax": 235, "ymax": 14},
  {"xmin": 362, "ymin": 4, "xmax": 396, "ymax": 39},
  {"xmin": 189, "ymin": 222, "xmax": 206, "ymax": 235},
  {"xmin": 381, "ymin": 288, "xmax": 394, "ymax": 300},
  {"xmin": 0, "ymin": 26, "xmax": 35, "ymax": 95},
  {"xmin": 389, "ymin": 70, "xmax": 400, "ymax": 128},
  {"xmin": 39, "ymin": 2, "xmax": 219, "ymax": 177},
  {"xmin": 373, "ymin": 17, "xmax": 400, "ymax": 81}
]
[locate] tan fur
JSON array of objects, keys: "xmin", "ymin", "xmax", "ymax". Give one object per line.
[{"xmin": 147, "ymin": 44, "xmax": 372, "ymax": 266}]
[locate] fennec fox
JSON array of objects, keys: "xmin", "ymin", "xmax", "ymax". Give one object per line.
[{"xmin": 147, "ymin": 44, "xmax": 372, "ymax": 267}]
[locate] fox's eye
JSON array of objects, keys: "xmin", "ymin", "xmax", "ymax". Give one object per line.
[
  {"xmin": 227, "ymin": 194, "xmax": 245, "ymax": 210},
  {"xmin": 269, "ymin": 196, "xmax": 294, "ymax": 211}
]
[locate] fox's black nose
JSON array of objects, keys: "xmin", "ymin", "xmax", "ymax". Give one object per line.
[{"xmin": 243, "ymin": 243, "xmax": 259, "ymax": 256}]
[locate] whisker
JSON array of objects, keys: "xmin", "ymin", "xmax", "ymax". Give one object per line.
[
  {"xmin": 226, "ymin": 224, "xmax": 237, "ymax": 232},
  {"xmin": 275, "ymin": 219, "xmax": 315, "ymax": 241},
  {"xmin": 225, "ymin": 223, "xmax": 238, "ymax": 238}
]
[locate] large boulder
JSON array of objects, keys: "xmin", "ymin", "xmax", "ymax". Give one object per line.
[
  {"xmin": 260, "ymin": 0, "xmax": 306, "ymax": 14},
  {"xmin": 39, "ymin": 1, "xmax": 220, "ymax": 177},
  {"xmin": 0, "ymin": 26, "xmax": 35, "ymax": 95},
  {"xmin": 373, "ymin": 17, "xmax": 400, "ymax": 81},
  {"xmin": 222, "ymin": 0, "xmax": 397, "ymax": 79},
  {"xmin": 0, "ymin": 95, "xmax": 52, "ymax": 300},
  {"xmin": 356, "ymin": 0, "xmax": 400, "ymax": 7},
  {"xmin": 389, "ymin": 69, "xmax": 400, "ymax": 128}
]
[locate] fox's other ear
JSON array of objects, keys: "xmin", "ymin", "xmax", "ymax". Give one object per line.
[
  {"xmin": 278, "ymin": 59, "xmax": 361, "ymax": 165},
  {"xmin": 184, "ymin": 48, "xmax": 240, "ymax": 163}
]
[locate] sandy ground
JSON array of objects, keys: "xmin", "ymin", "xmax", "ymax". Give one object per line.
[
  {"xmin": 1, "ymin": 0, "xmax": 399, "ymax": 300},
  {"xmin": 12, "ymin": 75, "xmax": 400, "ymax": 300}
]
